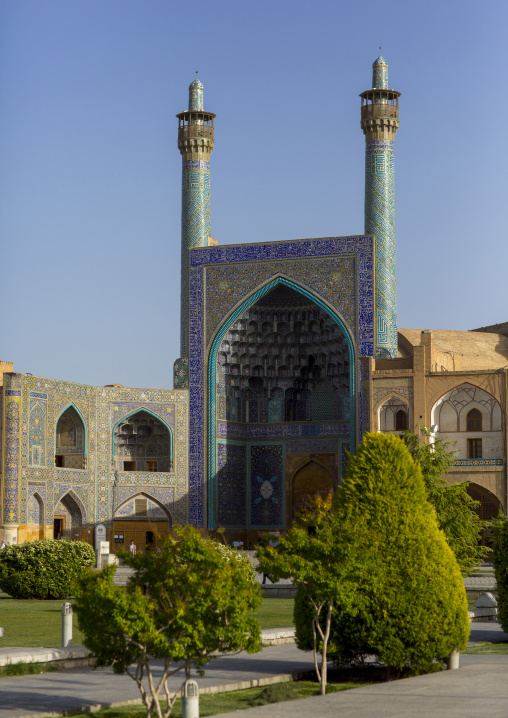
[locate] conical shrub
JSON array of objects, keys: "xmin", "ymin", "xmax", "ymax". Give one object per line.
[{"xmin": 295, "ymin": 432, "xmax": 469, "ymax": 674}]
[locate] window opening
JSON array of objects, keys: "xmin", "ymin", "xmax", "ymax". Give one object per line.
[
  {"xmin": 468, "ymin": 438, "xmax": 482, "ymax": 459},
  {"xmin": 124, "ymin": 461, "xmax": 136, "ymax": 471},
  {"xmin": 395, "ymin": 409, "xmax": 408, "ymax": 431},
  {"xmin": 467, "ymin": 409, "xmax": 482, "ymax": 431},
  {"xmin": 135, "ymin": 498, "xmax": 148, "ymax": 516}
]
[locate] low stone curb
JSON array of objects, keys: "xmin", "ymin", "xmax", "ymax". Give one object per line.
[
  {"xmin": 0, "ymin": 628, "xmax": 296, "ymax": 670},
  {"xmin": 261, "ymin": 628, "xmax": 296, "ymax": 645},
  {"xmin": 9, "ymin": 670, "xmax": 316, "ymax": 718},
  {"xmin": 0, "ymin": 646, "xmax": 93, "ymax": 669}
]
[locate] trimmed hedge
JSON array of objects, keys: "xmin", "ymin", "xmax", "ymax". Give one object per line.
[
  {"xmin": 294, "ymin": 433, "xmax": 470, "ymax": 674},
  {"xmin": 493, "ymin": 514, "xmax": 508, "ymax": 631},
  {"xmin": 0, "ymin": 539, "xmax": 95, "ymax": 599}
]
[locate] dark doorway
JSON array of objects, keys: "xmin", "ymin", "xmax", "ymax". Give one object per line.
[
  {"xmin": 53, "ymin": 516, "xmax": 65, "ymax": 539},
  {"xmin": 145, "ymin": 531, "xmax": 155, "ymax": 551}
]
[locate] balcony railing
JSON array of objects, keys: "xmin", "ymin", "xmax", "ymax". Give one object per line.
[
  {"xmin": 361, "ymin": 104, "xmax": 399, "ymax": 119},
  {"xmin": 452, "ymin": 458, "xmax": 504, "ymax": 467},
  {"xmin": 178, "ymin": 125, "xmax": 214, "ymax": 142}
]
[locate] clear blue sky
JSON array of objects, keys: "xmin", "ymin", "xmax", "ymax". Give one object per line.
[{"xmin": 1, "ymin": 0, "xmax": 506, "ymax": 388}]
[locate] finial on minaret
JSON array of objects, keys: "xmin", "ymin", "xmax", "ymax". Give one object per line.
[
  {"xmin": 372, "ymin": 51, "xmax": 388, "ymax": 89},
  {"xmin": 189, "ymin": 73, "xmax": 204, "ymax": 111}
]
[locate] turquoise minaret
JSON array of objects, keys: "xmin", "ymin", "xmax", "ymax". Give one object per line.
[
  {"xmin": 175, "ymin": 77, "xmax": 215, "ymax": 387},
  {"xmin": 360, "ymin": 54, "xmax": 400, "ymax": 358}
]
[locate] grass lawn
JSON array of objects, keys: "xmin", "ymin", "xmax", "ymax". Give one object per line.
[
  {"xmin": 64, "ymin": 680, "xmax": 364, "ymax": 718},
  {"xmin": 462, "ymin": 641, "xmax": 508, "ymax": 655},
  {"xmin": 0, "ymin": 593, "xmax": 86, "ymax": 647},
  {"xmin": 248, "ymin": 598, "xmax": 294, "ymax": 630},
  {"xmin": 0, "ymin": 594, "xmax": 293, "ymax": 648}
]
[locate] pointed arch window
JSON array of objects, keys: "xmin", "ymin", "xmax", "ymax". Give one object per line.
[
  {"xmin": 467, "ymin": 409, "xmax": 482, "ymax": 431},
  {"xmin": 55, "ymin": 406, "xmax": 86, "ymax": 469},
  {"xmin": 113, "ymin": 410, "xmax": 172, "ymax": 473}
]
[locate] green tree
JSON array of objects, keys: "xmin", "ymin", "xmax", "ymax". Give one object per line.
[
  {"xmin": 0, "ymin": 539, "xmax": 94, "ymax": 599},
  {"xmin": 327, "ymin": 432, "xmax": 470, "ymax": 674},
  {"xmin": 256, "ymin": 496, "xmax": 376, "ymax": 694},
  {"xmin": 492, "ymin": 514, "xmax": 508, "ymax": 631},
  {"xmin": 403, "ymin": 427, "xmax": 490, "ymax": 575},
  {"xmin": 73, "ymin": 526, "xmax": 261, "ymax": 718}
]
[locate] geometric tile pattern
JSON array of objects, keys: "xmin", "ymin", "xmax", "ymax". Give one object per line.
[
  {"xmin": 113, "ymin": 485, "xmax": 176, "ymax": 524},
  {"xmin": 29, "ymin": 398, "xmax": 46, "ymax": 467},
  {"xmin": 372, "ymin": 54, "xmax": 388, "ymax": 90},
  {"xmin": 365, "ymin": 138, "xmax": 397, "ymax": 357},
  {"xmin": 204, "ymin": 256, "xmax": 357, "ymax": 348},
  {"xmin": 217, "ymin": 421, "xmax": 350, "ymax": 441},
  {"xmin": 285, "ymin": 438, "xmax": 339, "ymax": 454},
  {"xmin": 181, "ymin": 158, "xmax": 211, "ymax": 356},
  {"xmin": 249, "ymin": 443, "xmax": 284, "ymax": 529},
  {"xmin": 6, "ymin": 374, "xmax": 189, "ymax": 530},
  {"xmin": 216, "ymin": 441, "xmax": 247, "ymax": 527},
  {"xmin": 373, "ymin": 385, "xmax": 414, "ymax": 406}
]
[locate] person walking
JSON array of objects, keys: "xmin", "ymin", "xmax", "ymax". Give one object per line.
[{"xmin": 129, "ymin": 540, "xmax": 137, "ymax": 556}]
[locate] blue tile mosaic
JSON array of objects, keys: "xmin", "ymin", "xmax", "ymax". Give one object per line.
[
  {"xmin": 187, "ymin": 235, "xmax": 375, "ymax": 528},
  {"xmin": 249, "ymin": 444, "xmax": 284, "ymax": 529}
]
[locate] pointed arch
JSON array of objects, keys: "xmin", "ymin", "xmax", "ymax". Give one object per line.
[
  {"xmin": 430, "ymin": 381, "xmax": 501, "ymax": 432},
  {"xmin": 375, "ymin": 393, "xmax": 412, "ymax": 433},
  {"xmin": 466, "ymin": 483, "xmax": 502, "ymax": 522},
  {"xmin": 114, "ymin": 491, "xmax": 173, "ymax": 525},
  {"xmin": 207, "ymin": 275, "xmax": 356, "ymax": 528},
  {"xmin": 55, "ymin": 403, "xmax": 88, "ymax": 456},
  {"xmin": 55, "ymin": 405, "xmax": 87, "ymax": 469},
  {"xmin": 56, "ymin": 489, "xmax": 87, "ymax": 525},
  {"xmin": 112, "ymin": 409, "xmax": 173, "ymax": 472},
  {"xmin": 27, "ymin": 491, "xmax": 44, "ymax": 539},
  {"xmin": 112, "ymin": 408, "xmax": 173, "ymax": 460}
]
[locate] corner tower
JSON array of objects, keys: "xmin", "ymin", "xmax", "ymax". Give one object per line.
[
  {"xmin": 175, "ymin": 77, "xmax": 215, "ymax": 386},
  {"xmin": 360, "ymin": 54, "xmax": 400, "ymax": 358}
]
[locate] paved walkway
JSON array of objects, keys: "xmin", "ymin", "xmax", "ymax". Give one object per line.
[
  {"xmin": 0, "ymin": 622, "xmax": 507, "ymax": 718},
  {"xmin": 0, "ymin": 643, "xmax": 315, "ymax": 718},
  {"xmin": 212, "ymin": 658, "xmax": 508, "ymax": 718}
]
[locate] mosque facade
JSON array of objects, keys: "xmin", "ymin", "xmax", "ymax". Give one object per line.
[{"xmin": 1, "ymin": 57, "xmax": 507, "ymax": 549}]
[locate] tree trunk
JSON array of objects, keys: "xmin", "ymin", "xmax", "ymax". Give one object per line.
[{"xmin": 320, "ymin": 599, "xmax": 333, "ymax": 695}]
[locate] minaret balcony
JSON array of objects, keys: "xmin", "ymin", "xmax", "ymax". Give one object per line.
[
  {"xmin": 178, "ymin": 125, "xmax": 214, "ymax": 142},
  {"xmin": 361, "ymin": 103, "xmax": 399, "ymax": 121}
]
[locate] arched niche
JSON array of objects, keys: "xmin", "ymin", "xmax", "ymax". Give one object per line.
[
  {"xmin": 114, "ymin": 493, "xmax": 173, "ymax": 524},
  {"xmin": 29, "ymin": 403, "xmax": 45, "ymax": 467},
  {"xmin": 113, "ymin": 492, "xmax": 173, "ymax": 553},
  {"xmin": 208, "ymin": 276, "xmax": 355, "ymax": 530},
  {"xmin": 113, "ymin": 410, "xmax": 173, "ymax": 473},
  {"xmin": 27, "ymin": 492, "xmax": 44, "ymax": 540},
  {"xmin": 291, "ymin": 460, "xmax": 334, "ymax": 519},
  {"xmin": 466, "ymin": 483, "xmax": 502, "ymax": 525},
  {"xmin": 213, "ymin": 280, "xmax": 353, "ymax": 428},
  {"xmin": 54, "ymin": 491, "xmax": 84, "ymax": 539},
  {"xmin": 378, "ymin": 396, "xmax": 411, "ymax": 433},
  {"xmin": 431, "ymin": 384, "xmax": 503, "ymax": 461},
  {"xmin": 55, "ymin": 406, "xmax": 86, "ymax": 469}
]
